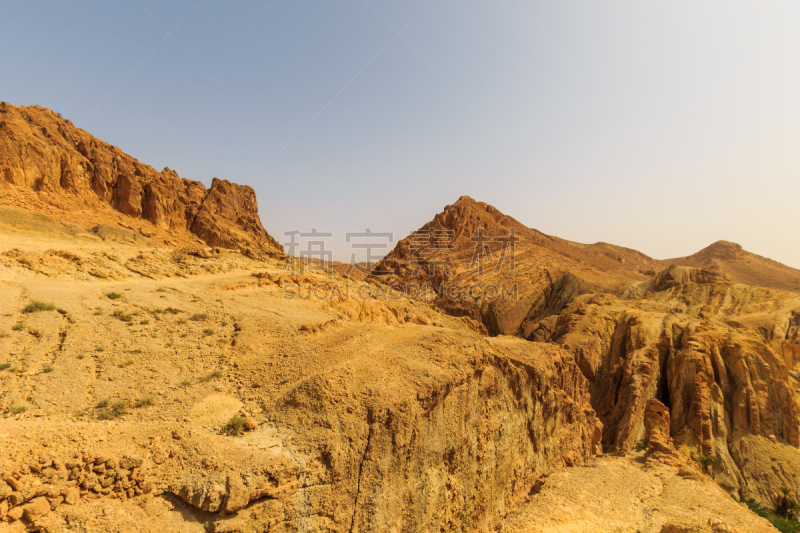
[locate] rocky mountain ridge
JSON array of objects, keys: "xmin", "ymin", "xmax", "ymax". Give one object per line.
[
  {"xmin": 372, "ymin": 196, "xmax": 800, "ymax": 504},
  {"xmin": 0, "ymin": 103, "xmax": 281, "ymax": 252}
]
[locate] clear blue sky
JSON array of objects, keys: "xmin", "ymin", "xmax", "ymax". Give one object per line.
[{"xmin": 2, "ymin": 1, "xmax": 799, "ymax": 266}]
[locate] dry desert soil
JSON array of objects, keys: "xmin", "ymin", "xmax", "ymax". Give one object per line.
[{"xmin": 1, "ymin": 103, "xmax": 799, "ymax": 532}]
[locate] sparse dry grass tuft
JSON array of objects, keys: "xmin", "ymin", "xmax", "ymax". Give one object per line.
[
  {"xmin": 23, "ymin": 301, "xmax": 55, "ymax": 313},
  {"xmin": 134, "ymin": 394, "xmax": 157, "ymax": 408},
  {"xmin": 198, "ymin": 371, "xmax": 222, "ymax": 383},
  {"xmin": 112, "ymin": 310, "xmax": 136, "ymax": 322},
  {"xmin": 96, "ymin": 398, "xmax": 128, "ymax": 419},
  {"xmin": 222, "ymin": 415, "xmax": 246, "ymax": 436}
]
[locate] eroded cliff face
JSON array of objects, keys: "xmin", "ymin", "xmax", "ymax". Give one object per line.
[
  {"xmin": 0, "ymin": 334, "xmax": 600, "ymax": 533},
  {"xmin": 262, "ymin": 337, "xmax": 600, "ymax": 532},
  {"xmin": 0, "ymin": 103, "xmax": 281, "ymax": 251},
  {"xmin": 536, "ymin": 265, "xmax": 800, "ymax": 501}
]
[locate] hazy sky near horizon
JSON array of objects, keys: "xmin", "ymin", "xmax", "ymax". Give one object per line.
[{"xmin": 1, "ymin": 1, "xmax": 799, "ymax": 266}]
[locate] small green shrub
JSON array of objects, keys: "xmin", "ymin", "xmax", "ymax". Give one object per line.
[
  {"xmin": 12, "ymin": 322, "xmax": 24, "ymax": 331},
  {"xmin": 106, "ymin": 292, "xmax": 122, "ymax": 300},
  {"xmin": 96, "ymin": 398, "xmax": 128, "ymax": 419},
  {"xmin": 772, "ymin": 517, "xmax": 800, "ymax": 533},
  {"xmin": 0, "ymin": 363, "xmax": 11, "ymax": 371},
  {"xmin": 198, "ymin": 371, "xmax": 222, "ymax": 383},
  {"xmin": 42, "ymin": 366, "xmax": 54, "ymax": 373},
  {"xmin": 774, "ymin": 487, "xmax": 799, "ymax": 520},
  {"xmin": 222, "ymin": 415, "xmax": 246, "ymax": 436},
  {"xmin": 134, "ymin": 394, "xmax": 157, "ymax": 408},
  {"xmin": 77, "ymin": 354, "xmax": 85, "ymax": 360},
  {"xmin": 634, "ymin": 440, "xmax": 646, "ymax": 451},
  {"xmin": 96, "ymin": 410, "xmax": 115, "ymax": 420},
  {"xmin": 9, "ymin": 405, "xmax": 28, "ymax": 415},
  {"xmin": 190, "ymin": 313, "xmax": 208, "ymax": 321},
  {"xmin": 140, "ymin": 319, "xmax": 150, "ymax": 325},
  {"xmin": 93, "ymin": 308, "xmax": 103, "ymax": 315},
  {"xmin": 744, "ymin": 495, "xmax": 800, "ymax": 533},
  {"xmin": 177, "ymin": 319, "xmax": 187, "ymax": 325},
  {"xmin": 22, "ymin": 301, "xmax": 56, "ymax": 313},
  {"xmin": 699, "ymin": 455, "xmax": 715, "ymax": 468},
  {"xmin": 119, "ymin": 360, "xmax": 134, "ymax": 368},
  {"xmin": 179, "ymin": 379, "xmax": 192, "ymax": 387},
  {"xmin": 203, "ymin": 328, "xmax": 215, "ymax": 336},
  {"xmin": 95, "ymin": 346, "xmax": 104, "ymax": 352},
  {"xmin": 112, "ymin": 310, "xmax": 136, "ymax": 322}
]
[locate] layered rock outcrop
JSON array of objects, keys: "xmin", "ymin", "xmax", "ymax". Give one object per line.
[
  {"xmin": 0, "ymin": 103, "xmax": 281, "ymax": 251},
  {"xmin": 540, "ymin": 266, "xmax": 800, "ymax": 500}
]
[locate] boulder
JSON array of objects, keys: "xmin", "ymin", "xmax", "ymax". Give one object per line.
[{"xmin": 22, "ymin": 496, "xmax": 51, "ymax": 521}]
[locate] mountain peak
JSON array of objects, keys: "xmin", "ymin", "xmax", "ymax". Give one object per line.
[
  {"xmin": 665, "ymin": 240, "xmax": 800, "ymax": 293},
  {"xmin": 692, "ymin": 240, "xmax": 744, "ymax": 260}
]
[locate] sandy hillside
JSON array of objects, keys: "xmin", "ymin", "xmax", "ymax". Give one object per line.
[
  {"xmin": 0, "ymin": 209, "xmax": 780, "ymax": 532},
  {"xmin": 0, "ymin": 210, "xmax": 599, "ymax": 532}
]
